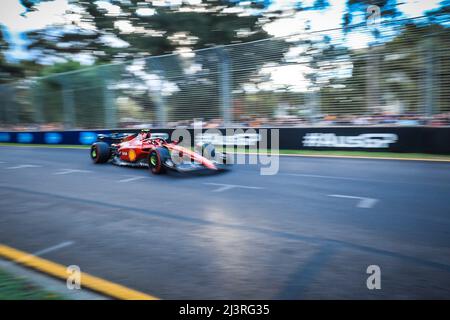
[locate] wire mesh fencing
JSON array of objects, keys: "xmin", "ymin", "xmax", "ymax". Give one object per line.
[{"xmin": 1, "ymin": 15, "xmax": 449, "ymax": 131}]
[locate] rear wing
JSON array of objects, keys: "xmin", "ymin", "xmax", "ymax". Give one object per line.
[
  {"xmin": 97, "ymin": 132, "xmax": 137, "ymax": 143},
  {"xmin": 96, "ymin": 132, "xmax": 169, "ymax": 143}
]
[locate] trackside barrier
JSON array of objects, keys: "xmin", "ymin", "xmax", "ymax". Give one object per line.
[{"xmin": 0, "ymin": 127, "xmax": 449, "ymax": 154}]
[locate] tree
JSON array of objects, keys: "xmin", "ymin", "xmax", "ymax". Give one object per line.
[
  {"xmin": 380, "ymin": 23, "xmax": 450, "ymax": 114},
  {"xmin": 321, "ymin": 23, "xmax": 450, "ymax": 117},
  {"xmin": 22, "ymin": 0, "xmax": 276, "ymax": 64},
  {"xmin": 13, "ymin": 1, "xmax": 295, "ymax": 124},
  {"xmin": 0, "ymin": 29, "xmax": 26, "ymax": 83}
]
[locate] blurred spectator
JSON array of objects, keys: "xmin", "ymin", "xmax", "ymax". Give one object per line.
[{"xmin": 3, "ymin": 111, "xmax": 450, "ymax": 131}]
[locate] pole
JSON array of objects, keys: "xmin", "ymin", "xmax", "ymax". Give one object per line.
[{"xmin": 218, "ymin": 47, "xmax": 232, "ymax": 126}]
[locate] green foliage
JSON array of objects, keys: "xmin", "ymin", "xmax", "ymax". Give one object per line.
[
  {"xmin": 0, "ymin": 29, "xmax": 25, "ymax": 84},
  {"xmin": 24, "ymin": 0, "xmax": 275, "ymax": 64},
  {"xmin": 39, "ymin": 60, "xmax": 84, "ymax": 76},
  {"xmin": 0, "ymin": 268, "xmax": 65, "ymax": 300}
]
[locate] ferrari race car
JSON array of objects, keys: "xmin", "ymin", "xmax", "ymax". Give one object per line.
[{"xmin": 90, "ymin": 129, "xmax": 230, "ymax": 174}]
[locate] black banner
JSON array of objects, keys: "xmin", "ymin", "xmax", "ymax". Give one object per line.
[
  {"xmin": 0, "ymin": 127, "xmax": 449, "ymax": 154},
  {"xmin": 0, "ymin": 300, "xmax": 444, "ymax": 318}
]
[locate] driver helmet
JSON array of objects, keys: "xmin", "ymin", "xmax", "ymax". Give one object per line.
[{"xmin": 140, "ymin": 129, "xmax": 151, "ymax": 139}]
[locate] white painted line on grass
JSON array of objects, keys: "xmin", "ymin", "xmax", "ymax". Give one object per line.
[
  {"xmin": 204, "ymin": 182, "xmax": 263, "ymax": 193},
  {"xmin": 6, "ymin": 164, "xmax": 41, "ymax": 170},
  {"xmin": 328, "ymin": 194, "xmax": 378, "ymax": 209},
  {"xmin": 54, "ymin": 169, "xmax": 91, "ymax": 175},
  {"xmin": 118, "ymin": 176, "xmax": 146, "ymax": 183}
]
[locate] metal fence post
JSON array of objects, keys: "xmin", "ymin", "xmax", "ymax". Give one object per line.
[
  {"xmin": 0, "ymin": 87, "xmax": 4, "ymax": 124},
  {"xmin": 148, "ymin": 90, "xmax": 166, "ymax": 128},
  {"xmin": 0, "ymin": 85, "xmax": 12, "ymax": 125},
  {"xmin": 32, "ymin": 81, "xmax": 44, "ymax": 125},
  {"xmin": 148, "ymin": 59, "xmax": 167, "ymax": 127},
  {"xmin": 102, "ymin": 70, "xmax": 117, "ymax": 129},
  {"xmin": 60, "ymin": 78, "xmax": 75, "ymax": 129},
  {"xmin": 424, "ymin": 36, "xmax": 434, "ymax": 117},
  {"xmin": 157, "ymin": 93, "xmax": 167, "ymax": 127},
  {"xmin": 8, "ymin": 85, "xmax": 18, "ymax": 125},
  {"xmin": 307, "ymin": 90, "xmax": 320, "ymax": 124},
  {"xmin": 218, "ymin": 46, "xmax": 232, "ymax": 126},
  {"xmin": 366, "ymin": 44, "xmax": 381, "ymax": 113}
]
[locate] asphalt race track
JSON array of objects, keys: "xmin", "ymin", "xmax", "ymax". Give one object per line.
[{"xmin": 0, "ymin": 146, "xmax": 449, "ymax": 299}]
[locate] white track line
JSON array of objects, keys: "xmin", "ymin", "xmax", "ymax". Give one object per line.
[
  {"xmin": 118, "ymin": 176, "xmax": 146, "ymax": 183},
  {"xmin": 6, "ymin": 164, "xmax": 41, "ymax": 169},
  {"xmin": 204, "ymin": 182, "xmax": 263, "ymax": 193},
  {"xmin": 328, "ymin": 194, "xmax": 378, "ymax": 209},
  {"xmin": 31, "ymin": 241, "xmax": 75, "ymax": 257},
  {"xmin": 53, "ymin": 169, "xmax": 91, "ymax": 175},
  {"xmin": 17, "ymin": 241, "xmax": 75, "ymax": 263}
]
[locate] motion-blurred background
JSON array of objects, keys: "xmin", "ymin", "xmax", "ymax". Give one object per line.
[
  {"xmin": 0, "ymin": 0, "xmax": 449, "ymax": 130},
  {"xmin": 1, "ymin": 1, "xmax": 450, "ymax": 301}
]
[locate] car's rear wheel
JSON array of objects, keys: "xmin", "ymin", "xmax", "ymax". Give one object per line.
[
  {"xmin": 149, "ymin": 147, "xmax": 170, "ymax": 174},
  {"xmin": 91, "ymin": 142, "xmax": 111, "ymax": 164}
]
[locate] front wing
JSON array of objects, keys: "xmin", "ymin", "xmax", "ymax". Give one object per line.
[{"xmin": 111, "ymin": 156, "xmax": 230, "ymax": 173}]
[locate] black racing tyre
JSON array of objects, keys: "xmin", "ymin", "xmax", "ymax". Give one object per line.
[
  {"xmin": 90, "ymin": 142, "xmax": 111, "ymax": 164},
  {"xmin": 149, "ymin": 147, "xmax": 170, "ymax": 174}
]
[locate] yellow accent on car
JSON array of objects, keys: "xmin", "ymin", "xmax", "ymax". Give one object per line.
[{"xmin": 128, "ymin": 149, "xmax": 136, "ymax": 162}]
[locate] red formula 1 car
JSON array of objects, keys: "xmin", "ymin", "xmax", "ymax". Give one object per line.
[{"xmin": 90, "ymin": 129, "xmax": 229, "ymax": 174}]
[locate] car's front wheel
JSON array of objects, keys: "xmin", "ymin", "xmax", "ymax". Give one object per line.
[{"xmin": 149, "ymin": 147, "xmax": 170, "ymax": 174}]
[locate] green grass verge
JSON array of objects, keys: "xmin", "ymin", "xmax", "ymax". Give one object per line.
[
  {"xmin": 216, "ymin": 147, "xmax": 450, "ymax": 161},
  {"xmin": 1, "ymin": 143, "xmax": 449, "ymax": 161},
  {"xmin": 0, "ymin": 268, "xmax": 65, "ymax": 300}
]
